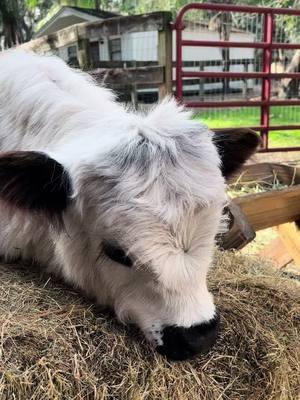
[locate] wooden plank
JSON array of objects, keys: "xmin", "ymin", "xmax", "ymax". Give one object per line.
[
  {"xmin": 21, "ymin": 12, "xmax": 172, "ymax": 53},
  {"xmin": 199, "ymin": 64, "xmax": 204, "ymax": 100},
  {"xmin": 77, "ymin": 38, "xmax": 91, "ymax": 70},
  {"xmin": 158, "ymin": 13, "xmax": 173, "ymax": 99},
  {"xmin": 93, "ymin": 61, "xmax": 158, "ymax": 68},
  {"xmin": 227, "ymin": 162, "xmax": 300, "ymax": 186},
  {"xmin": 85, "ymin": 11, "xmax": 172, "ymax": 38},
  {"xmin": 259, "ymin": 236, "xmax": 292, "ymax": 269},
  {"xmin": 266, "ymin": 164, "xmax": 300, "ymax": 185},
  {"xmin": 21, "ymin": 25, "xmax": 79, "ymax": 53},
  {"xmin": 89, "ymin": 66, "xmax": 164, "ymax": 86},
  {"xmin": 254, "ymin": 150, "xmax": 300, "ymax": 165},
  {"xmin": 227, "ymin": 162, "xmax": 274, "ymax": 185},
  {"xmin": 130, "ymin": 84, "xmax": 138, "ymax": 110},
  {"xmin": 234, "ymin": 184, "xmax": 300, "ymax": 231},
  {"xmin": 276, "ymin": 222, "xmax": 300, "ymax": 269},
  {"xmin": 92, "ymin": 59, "xmax": 254, "ymax": 69},
  {"xmin": 217, "ymin": 202, "xmax": 256, "ymax": 250}
]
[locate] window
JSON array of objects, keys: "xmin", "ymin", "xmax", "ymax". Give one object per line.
[{"xmin": 109, "ymin": 38, "xmax": 122, "ymax": 61}]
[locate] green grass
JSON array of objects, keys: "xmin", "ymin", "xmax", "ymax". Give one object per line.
[{"xmin": 194, "ymin": 106, "xmax": 300, "ymax": 148}]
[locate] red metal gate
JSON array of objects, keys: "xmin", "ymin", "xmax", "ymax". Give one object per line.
[{"xmin": 174, "ymin": 3, "xmax": 300, "ymax": 152}]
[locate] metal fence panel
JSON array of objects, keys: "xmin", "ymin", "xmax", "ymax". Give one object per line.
[{"xmin": 174, "ymin": 3, "xmax": 300, "ymax": 152}]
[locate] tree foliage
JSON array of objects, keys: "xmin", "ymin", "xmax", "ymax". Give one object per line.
[
  {"xmin": 0, "ymin": 0, "xmax": 28, "ymax": 48},
  {"xmin": 0, "ymin": 0, "xmax": 299, "ymax": 49}
]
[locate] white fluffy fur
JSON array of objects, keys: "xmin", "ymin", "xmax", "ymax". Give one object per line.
[{"xmin": 0, "ymin": 49, "xmax": 227, "ymax": 344}]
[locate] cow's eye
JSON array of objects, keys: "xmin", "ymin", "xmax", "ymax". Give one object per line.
[{"xmin": 102, "ymin": 241, "xmax": 133, "ymax": 268}]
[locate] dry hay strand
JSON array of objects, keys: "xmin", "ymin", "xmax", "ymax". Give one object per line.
[{"xmin": 0, "ymin": 251, "xmax": 299, "ymax": 400}]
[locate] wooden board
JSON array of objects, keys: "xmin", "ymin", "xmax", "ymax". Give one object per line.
[
  {"xmin": 217, "ymin": 202, "xmax": 256, "ymax": 250},
  {"xmin": 227, "ymin": 162, "xmax": 300, "ymax": 186},
  {"xmin": 21, "ymin": 12, "xmax": 172, "ymax": 53},
  {"xmin": 91, "ymin": 59, "xmax": 254, "ymax": 69},
  {"xmin": 90, "ymin": 66, "xmax": 164, "ymax": 86},
  {"xmin": 93, "ymin": 61, "xmax": 158, "ymax": 68},
  {"xmin": 158, "ymin": 12, "xmax": 173, "ymax": 98},
  {"xmin": 276, "ymin": 222, "xmax": 300, "ymax": 269},
  {"xmin": 21, "ymin": 25, "xmax": 79, "ymax": 53},
  {"xmin": 259, "ymin": 237, "xmax": 293, "ymax": 269},
  {"xmin": 234, "ymin": 184, "xmax": 300, "ymax": 231},
  {"xmin": 84, "ymin": 11, "xmax": 172, "ymax": 38}
]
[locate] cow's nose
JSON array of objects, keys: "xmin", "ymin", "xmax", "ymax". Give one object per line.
[{"xmin": 156, "ymin": 312, "xmax": 220, "ymax": 361}]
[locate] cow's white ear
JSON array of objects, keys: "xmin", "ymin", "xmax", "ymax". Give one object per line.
[
  {"xmin": 0, "ymin": 151, "xmax": 72, "ymax": 219},
  {"xmin": 213, "ymin": 129, "xmax": 260, "ymax": 178}
]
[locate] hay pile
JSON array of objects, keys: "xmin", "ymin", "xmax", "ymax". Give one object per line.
[{"xmin": 0, "ymin": 252, "xmax": 299, "ymax": 400}]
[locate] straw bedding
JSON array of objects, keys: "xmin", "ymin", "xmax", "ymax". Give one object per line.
[{"xmin": 0, "ymin": 251, "xmax": 299, "ymax": 400}]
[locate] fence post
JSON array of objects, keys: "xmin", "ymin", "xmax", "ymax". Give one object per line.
[
  {"xmin": 243, "ymin": 61, "xmax": 248, "ymax": 97},
  {"xmin": 131, "ymin": 61, "xmax": 138, "ymax": 109},
  {"xmin": 158, "ymin": 12, "xmax": 173, "ymax": 99},
  {"xmin": 260, "ymin": 13, "xmax": 273, "ymax": 150},
  {"xmin": 77, "ymin": 38, "xmax": 91, "ymax": 70},
  {"xmin": 131, "ymin": 84, "xmax": 138, "ymax": 110},
  {"xmin": 199, "ymin": 62, "xmax": 205, "ymax": 100}
]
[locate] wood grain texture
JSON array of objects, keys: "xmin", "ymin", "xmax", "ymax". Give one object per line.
[
  {"xmin": 234, "ymin": 184, "xmax": 300, "ymax": 231},
  {"xmin": 227, "ymin": 162, "xmax": 300, "ymax": 186},
  {"xmin": 259, "ymin": 236, "xmax": 292, "ymax": 269},
  {"xmin": 21, "ymin": 12, "xmax": 172, "ymax": 53},
  {"xmin": 276, "ymin": 223, "xmax": 300, "ymax": 270},
  {"xmin": 217, "ymin": 202, "xmax": 256, "ymax": 250},
  {"xmin": 90, "ymin": 66, "xmax": 164, "ymax": 86}
]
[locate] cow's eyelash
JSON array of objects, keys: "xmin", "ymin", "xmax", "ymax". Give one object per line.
[{"xmin": 102, "ymin": 241, "xmax": 133, "ymax": 268}]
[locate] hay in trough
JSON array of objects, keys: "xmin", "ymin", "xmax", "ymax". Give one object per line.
[{"xmin": 0, "ymin": 252, "xmax": 299, "ymax": 400}]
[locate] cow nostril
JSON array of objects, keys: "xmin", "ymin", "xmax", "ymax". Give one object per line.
[{"xmin": 156, "ymin": 312, "xmax": 220, "ymax": 361}]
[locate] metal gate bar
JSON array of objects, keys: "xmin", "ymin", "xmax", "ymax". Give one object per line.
[{"xmin": 174, "ymin": 3, "xmax": 300, "ymax": 152}]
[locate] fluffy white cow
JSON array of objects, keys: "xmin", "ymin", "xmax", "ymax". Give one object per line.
[{"xmin": 0, "ymin": 49, "xmax": 259, "ymax": 360}]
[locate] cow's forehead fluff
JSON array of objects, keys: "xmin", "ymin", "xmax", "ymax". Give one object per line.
[
  {"xmin": 75, "ymin": 98, "xmax": 226, "ymax": 228},
  {"xmin": 114, "ymin": 99, "xmax": 226, "ymax": 223}
]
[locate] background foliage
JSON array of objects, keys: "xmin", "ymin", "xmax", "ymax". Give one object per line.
[{"xmin": 0, "ymin": 0, "xmax": 299, "ymax": 49}]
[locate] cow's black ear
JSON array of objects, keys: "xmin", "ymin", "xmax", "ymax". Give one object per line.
[
  {"xmin": 213, "ymin": 128, "xmax": 260, "ymax": 178},
  {"xmin": 0, "ymin": 151, "xmax": 72, "ymax": 219}
]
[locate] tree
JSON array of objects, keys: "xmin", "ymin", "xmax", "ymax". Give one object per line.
[
  {"xmin": 279, "ymin": 50, "xmax": 300, "ymax": 98},
  {"xmin": 208, "ymin": 9, "xmax": 232, "ymax": 96},
  {"xmin": 0, "ymin": 0, "xmax": 40, "ymax": 49}
]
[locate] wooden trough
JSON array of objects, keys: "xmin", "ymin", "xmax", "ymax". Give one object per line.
[{"xmin": 220, "ymin": 162, "xmax": 300, "ymax": 270}]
